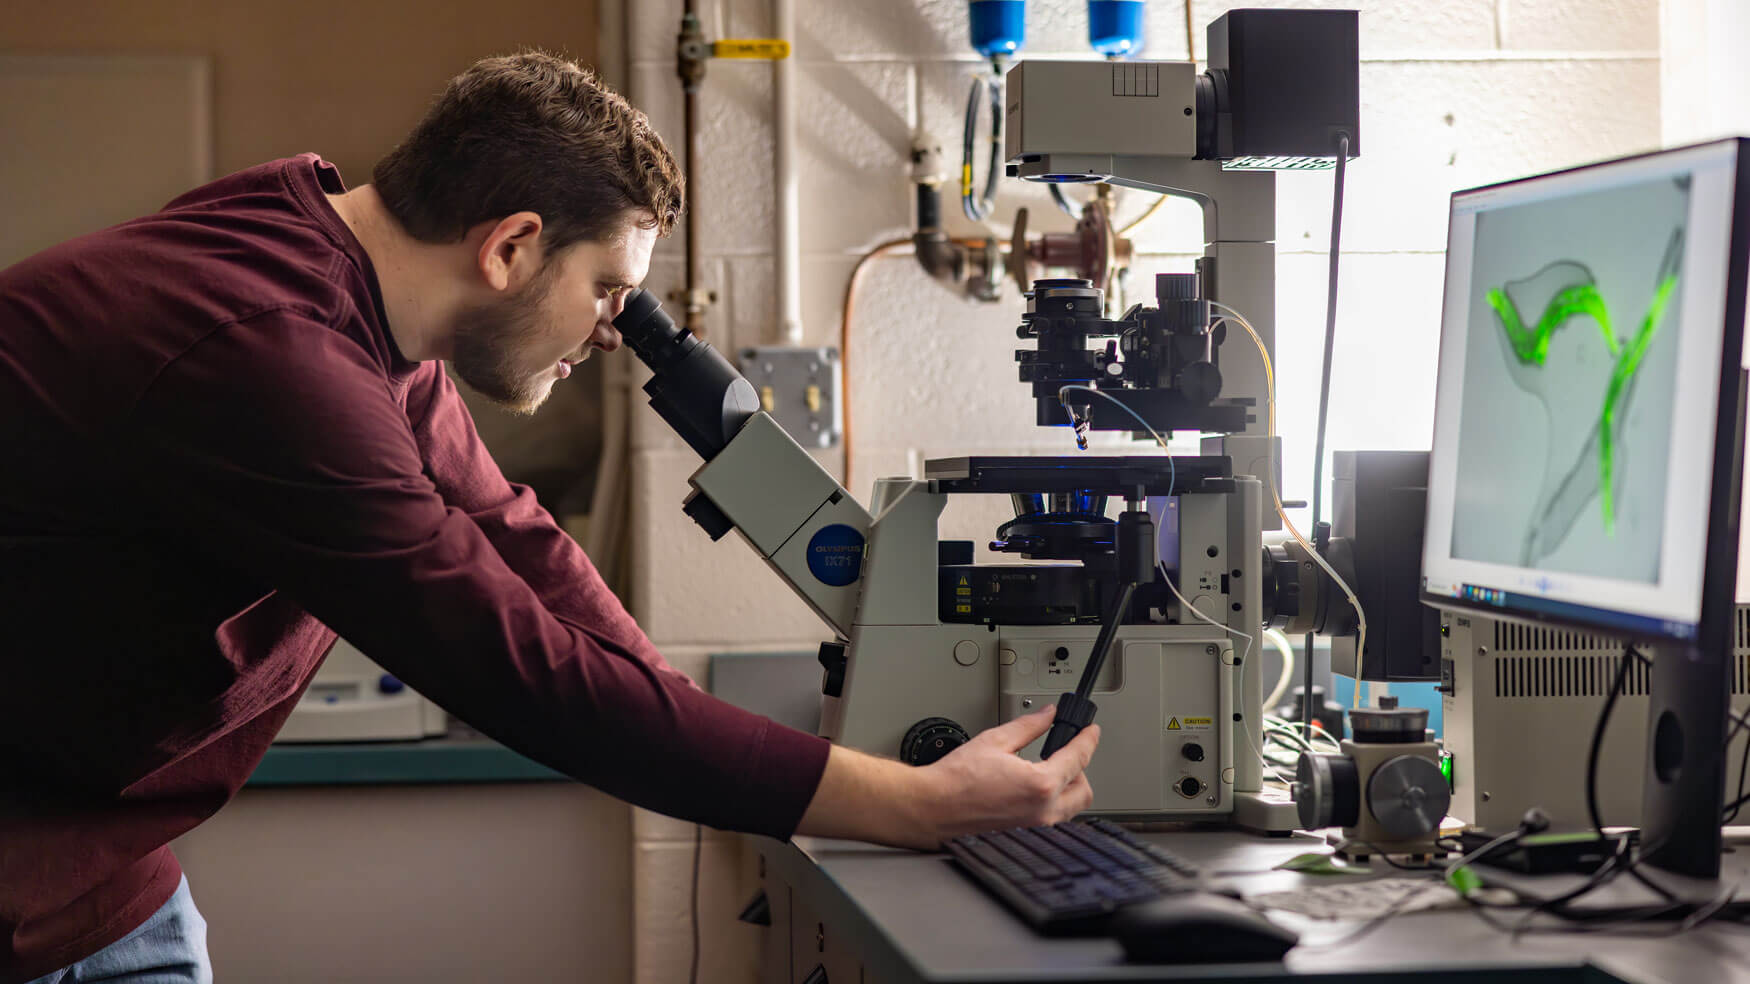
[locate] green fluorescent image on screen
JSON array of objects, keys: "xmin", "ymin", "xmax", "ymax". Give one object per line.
[{"xmin": 1450, "ymin": 174, "xmax": 1691, "ymax": 583}]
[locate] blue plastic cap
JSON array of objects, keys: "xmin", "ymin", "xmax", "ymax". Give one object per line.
[
  {"xmin": 1088, "ymin": 0, "xmax": 1144, "ymax": 57},
  {"xmin": 378, "ymin": 673, "xmax": 406, "ymax": 695},
  {"xmin": 970, "ymin": 0, "xmax": 1026, "ymax": 58}
]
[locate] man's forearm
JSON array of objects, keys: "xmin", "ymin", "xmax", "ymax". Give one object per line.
[{"xmin": 794, "ymin": 744, "xmax": 938, "ymax": 850}]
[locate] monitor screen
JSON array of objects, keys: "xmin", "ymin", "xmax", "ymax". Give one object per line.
[{"xmin": 1423, "ymin": 141, "xmax": 1744, "ymax": 641}]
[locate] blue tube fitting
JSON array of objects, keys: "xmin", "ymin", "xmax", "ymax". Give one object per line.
[
  {"xmin": 1088, "ymin": 0, "xmax": 1144, "ymax": 57},
  {"xmin": 969, "ymin": 0, "xmax": 1026, "ymax": 59}
]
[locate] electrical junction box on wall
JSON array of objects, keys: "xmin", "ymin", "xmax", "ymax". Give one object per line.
[{"xmin": 738, "ymin": 346, "xmax": 842, "ymax": 449}]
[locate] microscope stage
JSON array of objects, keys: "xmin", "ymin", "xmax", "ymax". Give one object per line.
[{"xmin": 924, "ymin": 455, "xmax": 1233, "ymax": 495}]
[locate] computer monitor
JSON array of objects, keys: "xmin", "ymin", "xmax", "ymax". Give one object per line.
[{"xmin": 1422, "ymin": 138, "xmax": 1750, "ymax": 878}]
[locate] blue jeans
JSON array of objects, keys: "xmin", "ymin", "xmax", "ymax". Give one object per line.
[{"xmin": 28, "ymin": 876, "xmax": 211, "ymax": 984}]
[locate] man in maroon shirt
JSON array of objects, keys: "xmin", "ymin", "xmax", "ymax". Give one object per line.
[{"xmin": 0, "ymin": 53, "xmax": 1099, "ymax": 982}]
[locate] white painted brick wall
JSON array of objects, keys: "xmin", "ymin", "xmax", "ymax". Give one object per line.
[{"xmin": 617, "ymin": 3, "xmax": 1663, "ymax": 982}]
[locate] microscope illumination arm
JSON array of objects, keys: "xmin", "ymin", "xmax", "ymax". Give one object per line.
[{"xmin": 613, "ymin": 290, "xmax": 871, "ymax": 640}]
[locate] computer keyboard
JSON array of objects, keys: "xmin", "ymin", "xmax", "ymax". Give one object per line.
[{"xmin": 945, "ymin": 818, "xmax": 1201, "ymax": 934}]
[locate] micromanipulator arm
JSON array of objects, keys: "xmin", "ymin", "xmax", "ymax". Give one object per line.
[{"xmin": 613, "ymin": 289, "xmax": 871, "ymax": 639}]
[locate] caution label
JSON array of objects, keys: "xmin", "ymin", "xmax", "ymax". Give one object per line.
[
  {"xmin": 1182, "ymin": 717, "xmax": 1213, "ymax": 729},
  {"xmin": 1166, "ymin": 717, "xmax": 1181, "ymax": 731},
  {"xmin": 1166, "ymin": 716, "xmax": 1213, "ymax": 732}
]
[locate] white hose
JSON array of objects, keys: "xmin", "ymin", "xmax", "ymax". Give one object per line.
[
  {"xmin": 1263, "ymin": 627, "xmax": 1296, "ymax": 712},
  {"xmin": 1163, "ymin": 569, "xmax": 1287, "ymax": 784},
  {"xmin": 1209, "ymin": 299, "xmax": 1370, "ymax": 681},
  {"xmin": 774, "ymin": 0, "xmax": 803, "ymax": 345}
]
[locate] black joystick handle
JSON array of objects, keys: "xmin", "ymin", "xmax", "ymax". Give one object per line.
[
  {"xmin": 1041, "ymin": 692, "xmax": 1098, "ymax": 760},
  {"xmin": 1039, "ymin": 575, "xmax": 1139, "ymax": 760}
]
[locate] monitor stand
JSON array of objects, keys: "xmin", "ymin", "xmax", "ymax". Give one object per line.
[{"xmin": 1639, "ymin": 639, "xmax": 1734, "ymax": 879}]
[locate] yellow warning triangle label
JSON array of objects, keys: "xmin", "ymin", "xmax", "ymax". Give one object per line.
[
  {"xmin": 1166, "ymin": 717, "xmax": 1181, "ymax": 730},
  {"xmin": 958, "ymin": 575, "xmax": 970, "ymax": 586}
]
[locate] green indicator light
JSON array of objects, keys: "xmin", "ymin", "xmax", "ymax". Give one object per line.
[{"xmin": 1439, "ymin": 749, "xmax": 1455, "ymax": 790}]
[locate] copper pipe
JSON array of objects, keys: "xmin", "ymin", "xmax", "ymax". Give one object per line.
[{"xmin": 839, "ymin": 236, "xmax": 1007, "ymax": 493}]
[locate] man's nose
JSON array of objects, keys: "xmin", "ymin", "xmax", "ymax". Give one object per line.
[{"xmin": 595, "ymin": 320, "xmax": 623, "ymax": 352}]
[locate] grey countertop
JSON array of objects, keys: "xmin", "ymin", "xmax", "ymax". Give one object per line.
[{"xmin": 764, "ymin": 828, "xmax": 1750, "ymax": 983}]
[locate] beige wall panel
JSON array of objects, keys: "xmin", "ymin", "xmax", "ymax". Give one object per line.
[
  {"xmin": 173, "ymin": 784, "xmax": 632, "ymax": 984},
  {"xmin": 0, "ymin": 54, "xmax": 209, "ymax": 267},
  {"xmin": 0, "ymin": 0, "xmax": 599, "ymax": 185}
]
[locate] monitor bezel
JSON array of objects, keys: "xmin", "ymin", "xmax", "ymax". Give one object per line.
[{"xmin": 1419, "ymin": 137, "xmax": 1750, "ymax": 648}]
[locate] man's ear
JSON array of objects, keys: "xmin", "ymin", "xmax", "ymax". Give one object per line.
[{"xmin": 475, "ymin": 212, "xmax": 545, "ymax": 293}]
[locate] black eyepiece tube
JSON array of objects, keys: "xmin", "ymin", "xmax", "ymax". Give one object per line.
[{"xmin": 613, "ymin": 289, "xmax": 761, "ymax": 461}]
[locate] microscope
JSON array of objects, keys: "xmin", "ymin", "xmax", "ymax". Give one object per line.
[{"xmin": 617, "ymin": 10, "xmax": 1408, "ymax": 831}]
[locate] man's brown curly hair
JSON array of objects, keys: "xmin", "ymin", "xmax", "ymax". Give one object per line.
[{"xmin": 373, "ymin": 52, "xmax": 683, "ymax": 253}]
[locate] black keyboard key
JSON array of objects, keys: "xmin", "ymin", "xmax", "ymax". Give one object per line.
[{"xmin": 946, "ymin": 820, "xmax": 1201, "ymax": 935}]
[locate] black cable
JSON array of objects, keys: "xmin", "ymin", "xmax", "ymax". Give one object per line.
[
  {"xmin": 1720, "ymin": 786, "xmax": 1750, "ymax": 817},
  {"xmin": 1715, "ymin": 659, "xmax": 1750, "ymax": 822},
  {"xmin": 1512, "ymin": 834, "xmax": 1637, "ymax": 927},
  {"xmin": 1724, "ymin": 722, "xmax": 1750, "ymax": 824},
  {"xmin": 1585, "ymin": 643, "xmax": 1678, "ymax": 904},
  {"xmin": 1558, "ymin": 639, "xmax": 1750, "ymax": 917},
  {"xmin": 1584, "ymin": 646, "xmax": 1635, "ymax": 839},
  {"xmin": 983, "ymin": 79, "xmax": 1003, "ymax": 208},
  {"xmin": 1302, "ymin": 131, "xmax": 1351, "ymax": 740},
  {"xmin": 1729, "ymin": 707, "xmax": 1750, "ymax": 744},
  {"xmin": 689, "ymin": 823, "xmax": 702, "ymax": 984},
  {"xmin": 960, "ymin": 72, "xmax": 1003, "ymax": 222},
  {"xmin": 1048, "ymin": 183, "xmax": 1083, "ymax": 220},
  {"xmin": 1468, "ymin": 832, "xmax": 1745, "ymax": 940},
  {"xmin": 1446, "ymin": 829, "xmax": 1528, "ymax": 878},
  {"xmin": 1463, "ymin": 893, "xmax": 1528, "ymax": 934},
  {"xmin": 960, "ymin": 76, "xmax": 984, "ymax": 221},
  {"xmin": 1445, "ymin": 676, "xmax": 1650, "ymax": 937},
  {"xmin": 1506, "ymin": 900, "xmax": 1695, "ymax": 938}
]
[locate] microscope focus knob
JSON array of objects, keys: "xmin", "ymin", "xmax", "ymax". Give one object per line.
[
  {"xmin": 1176, "ymin": 360, "xmax": 1222, "ymax": 406},
  {"xmin": 900, "ymin": 717, "xmax": 971, "ymax": 766},
  {"xmin": 1367, "ymin": 755, "xmax": 1452, "ymax": 840},
  {"xmin": 1293, "ymin": 752, "xmax": 1361, "ymax": 831}
]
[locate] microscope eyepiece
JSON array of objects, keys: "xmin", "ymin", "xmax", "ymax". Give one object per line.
[
  {"xmin": 615, "ymin": 288, "xmax": 691, "ymax": 371},
  {"xmin": 611, "ymin": 289, "xmax": 760, "ymax": 461}
]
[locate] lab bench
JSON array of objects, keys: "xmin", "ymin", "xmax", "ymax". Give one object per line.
[{"xmin": 752, "ymin": 828, "xmax": 1750, "ymax": 984}]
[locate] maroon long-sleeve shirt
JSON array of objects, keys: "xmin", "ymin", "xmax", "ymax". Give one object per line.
[{"xmin": 0, "ymin": 154, "xmax": 830, "ymax": 981}]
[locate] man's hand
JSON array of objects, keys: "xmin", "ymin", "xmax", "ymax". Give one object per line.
[
  {"xmin": 916, "ymin": 705, "xmax": 1100, "ymax": 843},
  {"xmin": 794, "ymin": 705, "xmax": 1100, "ymax": 851}
]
